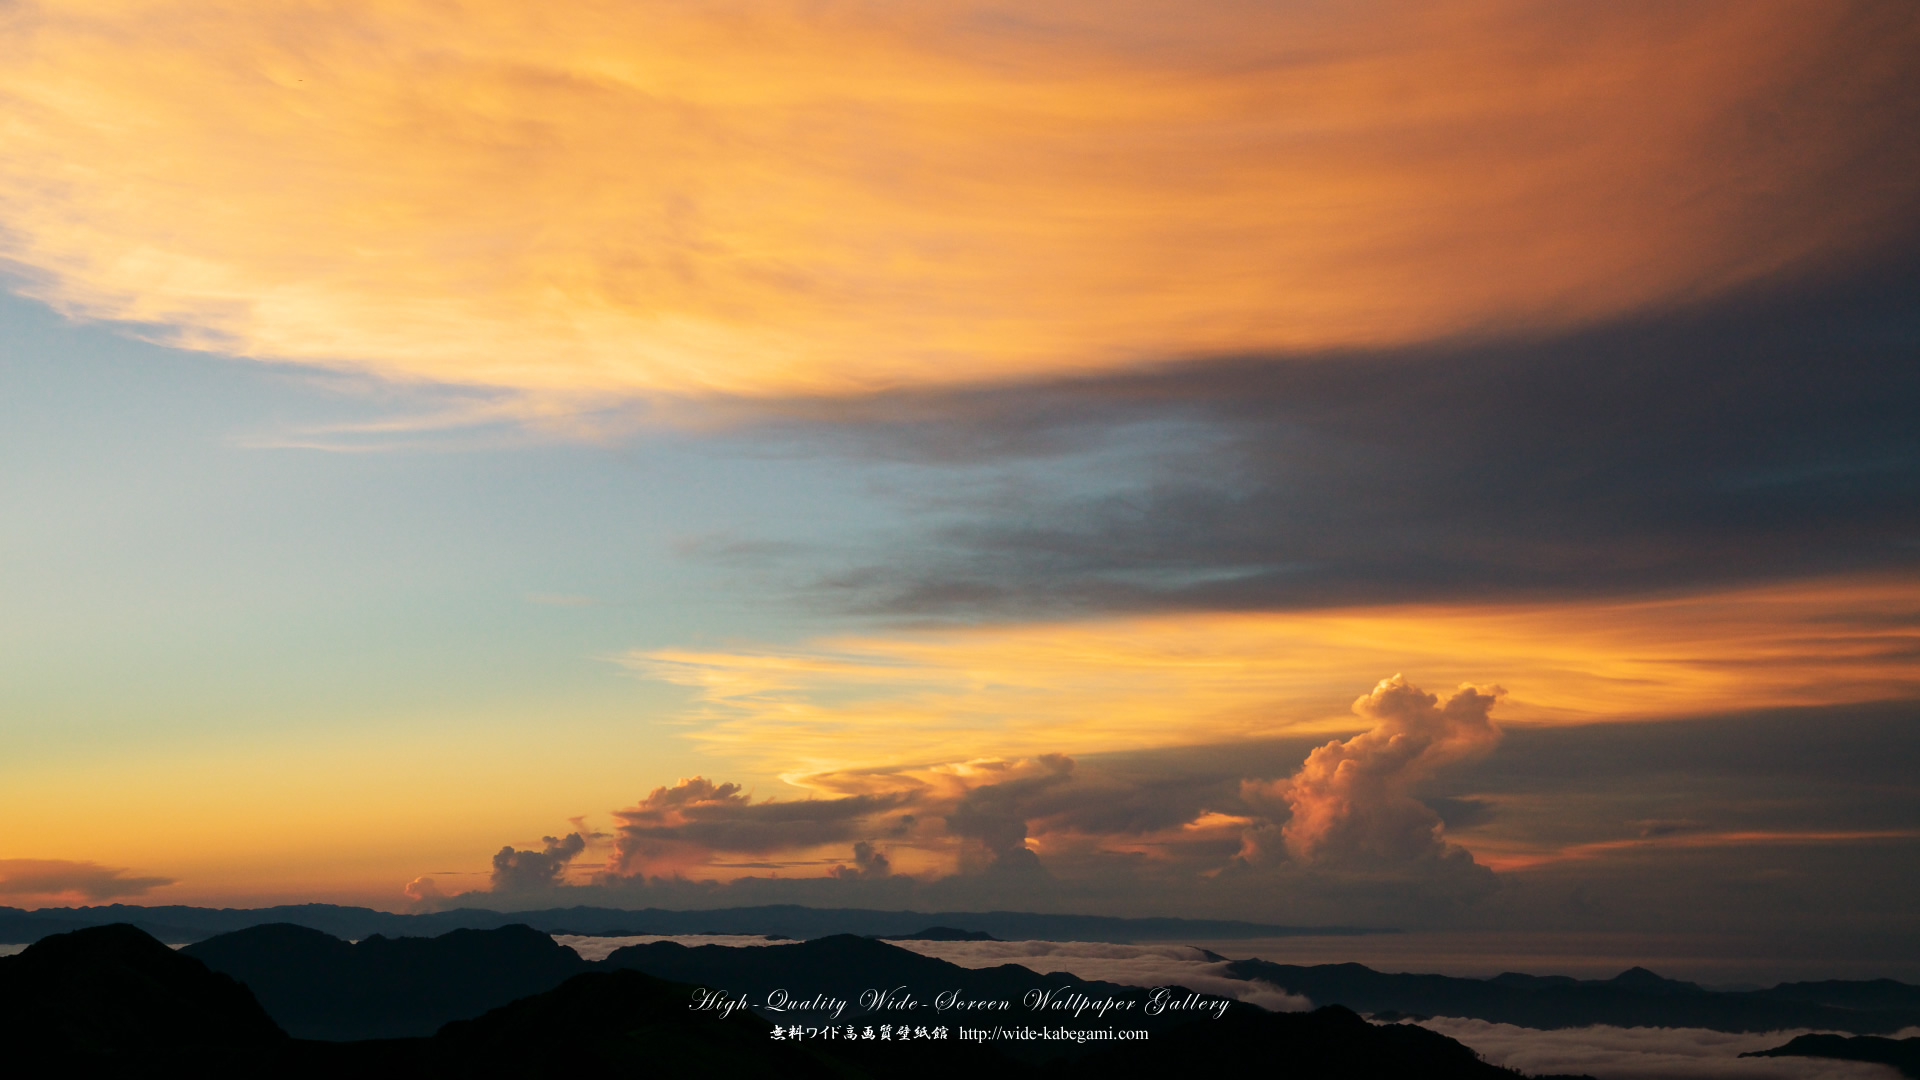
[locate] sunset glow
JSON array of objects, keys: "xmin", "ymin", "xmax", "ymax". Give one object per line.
[
  {"xmin": 2, "ymin": 1, "xmax": 1915, "ymax": 985},
  {"xmin": 2, "ymin": 1, "xmax": 1913, "ymax": 398}
]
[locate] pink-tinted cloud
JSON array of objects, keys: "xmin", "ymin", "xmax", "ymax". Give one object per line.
[
  {"xmin": 1245, "ymin": 675, "xmax": 1502, "ymax": 864},
  {"xmin": 435, "ymin": 678, "xmax": 1515, "ymax": 906}
]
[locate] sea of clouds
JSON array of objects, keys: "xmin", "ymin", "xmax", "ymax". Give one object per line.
[
  {"xmin": 1413, "ymin": 1018, "xmax": 1918, "ymax": 1080},
  {"xmin": 552, "ymin": 933, "xmax": 790, "ymax": 962},
  {"xmin": 882, "ymin": 938, "xmax": 1313, "ymax": 1013},
  {"xmin": 547, "ymin": 934, "xmax": 1915, "ymax": 1079},
  {"xmin": 10, "ymin": 931, "xmax": 1904, "ymax": 1077}
]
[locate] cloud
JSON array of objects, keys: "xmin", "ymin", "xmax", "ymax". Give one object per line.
[
  {"xmin": 943, "ymin": 753, "xmax": 1075, "ymax": 874},
  {"xmin": 1413, "ymin": 1019, "xmax": 1914, "ymax": 1080},
  {"xmin": 777, "ymin": 253, "xmax": 1920, "ymax": 619},
  {"xmin": 428, "ymin": 678, "xmax": 1525, "ymax": 923},
  {"xmin": 402, "ymin": 875, "xmax": 444, "ymax": 902},
  {"xmin": 490, "ymin": 832, "xmax": 588, "ymax": 892},
  {"xmin": 2, "ymin": 1, "xmax": 1915, "ymax": 400},
  {"xmin": 412, "ymin": 676, "xmax": 1920, "ymax": 942},
  {"xmin": 882, "ymin": 939, "xmax": 1315, "ymax": 1012},
  {"xmin": 827, "ymin": 841, "xmax": 893, "ymax": 880},
  {"xmin": 553, "ymin": 934, "xmax": 789, "ymax": 962},
  {"xmin": 1247, "ymin": 676, "xmax": 1502, "ymax": 865},
  {"xmin": 629, "ymin": 580, "xmax": 1920, "ymax": 776},
  {"xmin": 0, "ymin": 858, "xmax": 173, "ymax": 901},
  {"xmin": 608, "ymin": 776, "xmax": 914, "ymax": 876}
]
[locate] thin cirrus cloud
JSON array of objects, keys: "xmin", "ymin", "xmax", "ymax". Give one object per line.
[
  {"xmin": 1, "ymin": 1, "xmax": 1916, "ymax": 400},
  {"xmin": 628, "ymin": 577, "xmax": 1920, "ymax": 779}
]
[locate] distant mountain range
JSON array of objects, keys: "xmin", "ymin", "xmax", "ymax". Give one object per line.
[
  {"xmin": 1744, "ymin": 1033, "xmax": 1920, "ymax": 1079},
  {"xmin": 1224, "ymin": 958, "xmax": 1920, "ymax": 1034},
  {"xmin": 0, "ymin": 902, "xmax": 1373, "ymax": 944},
  {"xmin": 8, "ymin": 903, "xmax": 1917, "ymax": 1037},
  {"xmin": 0, "ymin": 923, "xmax": 1572, "ymax": 1078}
]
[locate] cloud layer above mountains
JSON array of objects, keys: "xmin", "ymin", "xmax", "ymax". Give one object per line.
[{"xmin": 458, "ymin": 676, "xmax": 1505, "ymax": 914}]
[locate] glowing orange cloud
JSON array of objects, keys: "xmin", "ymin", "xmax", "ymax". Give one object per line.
[
  {"xmin": 1263, "ymin": 676, "xmax": 1501, "ymax": 863},
  {"xmin": 1466, "ymin": 829, "xmax": 1920, "ymax": 874},
  {"xmin": 3, "ymin": 1, "xmax": 1914, "ymax": 399},
  {"xmin": 630, "ymin": 577, "xmax": 1920, "ymax": 781}
]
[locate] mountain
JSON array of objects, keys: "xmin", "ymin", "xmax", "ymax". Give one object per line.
[
  {"xmin": 1747, "ymin": 978, "xmax": 1920, "ymax": 1013},
  {"xmin": 883, "ymin": 925, "xmax": 1001, "ymax": 941},
  {"xmin": 1744, "ymin": 1033, "xmax": 1920, "ymax": 1079},
  {"xmin": 1226, "ymin": 958, "xmax": 1920, "ymax": 1033},
  {"xmin": 181, "ymin": 922, "xmax": 590, "ymax": 1039},
  {"xmin": 0, "ymin": 923, "xmax": 286, "ymax": 1073},
  {"xmin": 1061, "ymin": 1004, "xmax": 1586, "ymax": 1080},
  {"xmin": 17, "ymin": 905, "xmax": 1918, "ymax": 1038},
  {"xmin": 1, "ymin": 901, "xmax": 1377, "ymax": 943},
  {"xmin": 1, "ymin": 923, "xmax": 1567, "ymax": 1079},
  {"xmin": 0, "ymin": 908, "xmax": 216, "ymax": 946}
]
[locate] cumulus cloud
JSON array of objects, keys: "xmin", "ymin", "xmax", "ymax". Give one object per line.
[
  {"xmin": 491, "ymin": 832, "xmax": 588, "ymax": 892},
  {"xmin": 0, "ymin": 858, "xmax": 173, "ymax": 901},
  {"xmin": 944, "ymin": 754, "xmax": 1075, "ymax": 874},
  {"xmin": 609, "ymin": 776, "xmax": 913, "ymax": 876},
  {"xmin": 430, "ymin": 678, "xmax": 1522, "ymax": 919},
  {"xmin": 403, "ymin": 876, "xmax": 445, "ymax": 903},
  {"xmin": 1243, "ymin": 675, "xmax": 1502, "ymax": 865},
  {"xmin": 827, "ymin": 841, "xmax": 893, "ymax": 880},
  {"xmin": 1413, "ymin": 1019, "xmax": 1910, "ymax": 1080}
]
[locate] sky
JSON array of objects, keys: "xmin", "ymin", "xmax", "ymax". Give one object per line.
[{"xmin": 1, "ymin": 0, "xmax": 1917, "ymax": 978}]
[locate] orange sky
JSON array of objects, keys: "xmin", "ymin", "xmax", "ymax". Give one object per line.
[
  {"xmin": 1, "ymin": 1, "xmax": 1915, "ymax": 917},
  {"xmin": 2, "ymin": 0, "xmax": 1913, "ymax": 398},
  {"xmin": 634, "ymin": 577, "xmax": 1920, "ymax": 784}
]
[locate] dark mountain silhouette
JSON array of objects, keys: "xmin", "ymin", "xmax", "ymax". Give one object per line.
[
  {"xmin": 600, "ymin": 932, "xmax": 1151, "ymax": 1003},
  {"xmin": 1744, "ymin": 1033, "xmax": 1920, "ymax": 1078},
  {"xmin": 1598, "ymin": 966, "xmax": 1704, "ymax": 994},
  {"xmin": 599, "ymin": 932, "xmax": 1276, "ymax": 1062},
  {"xmin": 1748, "ymin": 978, "xmax": 1920, "ymax": 1013},
  {"xmin": 0, "ymin": 923, "xmax": 1581, "ymax": 1080},
  {"xmin": 1061, "ymin": 1005, "xmax": 1588, "ymax": 1080},
  {"xmin": 0, "ymin": 924, "xmax": 286, "ymax": 1074},
  {"xmin": 1226, "ymin": 958, "xmax": 1920, "ymax": 1033},
  {"xmin": 2, "ymin": 901, "xmax": 1375, "ymax": 943},
  {"xmin": 181, "ymin": 922, "xmax": 590, "ymax": 1039},
  {"xmin": 0, "ymin": 908, "xmax": 211, "ymax": 946},
  {"xmin": 885, "ymin": 926, "xmax": 1001, "ymax": 940},
  {"xmin": 18, "ymin": 906, "xmax": 1918, "ymax": 1039},
  {"xmin": 422, "ymin": 969, "xmax": 859, "ymax": 1078}
]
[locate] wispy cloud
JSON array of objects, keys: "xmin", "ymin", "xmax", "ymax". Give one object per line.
[
  {"xmin": 623, "ymin": 578, "xmax": 1920, "ymax": 777},
  {"xmin": 1470, "ymin": 828, "xmax": 1920, "ymax": 873},
  {"xmin": 3, "ymin": 1, "xmax": 1914, "ymax": 400},
  {"xmin": 0, "ymin": 858, "xmax": 174, "ymax": 902}
]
